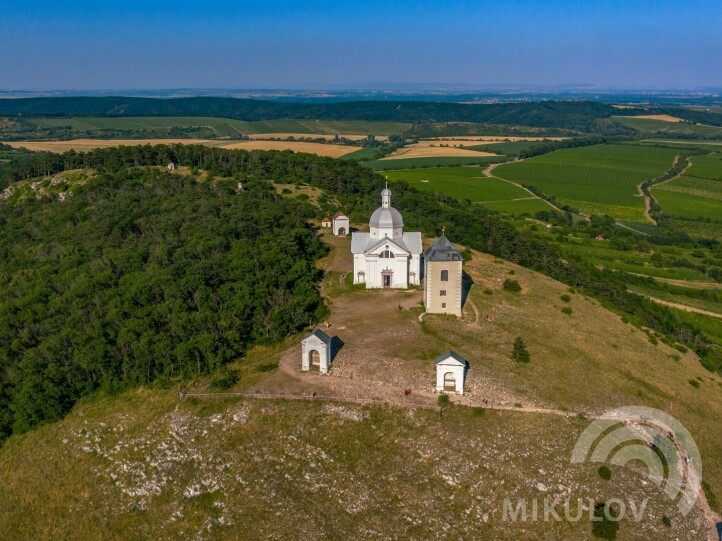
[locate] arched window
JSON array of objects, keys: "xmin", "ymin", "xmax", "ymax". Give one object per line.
[
  {"xmin": 380, "ymin": 250, "xmax": 395, "ymax": 258},
  {"xmin": 440, "ymin": 269, "xmax": 449, "ymax": 281}
]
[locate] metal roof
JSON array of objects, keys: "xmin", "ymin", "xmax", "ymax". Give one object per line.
[
  {"xmin": 435, "ymin": 351, "xmax": 467, "ymax": 366},
  {"xmin": 304, "ymin": 329, "xmax": 332, "ymax": 344},
  {"xmin": 424, "ymin": 234, "xmax": 462, "ymax": 262}
]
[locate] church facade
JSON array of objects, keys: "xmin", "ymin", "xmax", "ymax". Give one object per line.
[{"xmin": 351, "ymin": 186, "xmax": 422, "ymax": 288}]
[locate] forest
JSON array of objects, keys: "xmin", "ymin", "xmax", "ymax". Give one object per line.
[
  {"xmin": 0, "ymin": 144, "xmax": 719, "ymax": 445},
  {"xmin": 0, "ymin": 97, "xmax": 625, "ymax": 130}
]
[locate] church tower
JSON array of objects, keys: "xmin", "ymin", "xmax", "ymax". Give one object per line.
[{"xmin": 423, "ymin": 232, "xmax": 463, "ymax": 317}]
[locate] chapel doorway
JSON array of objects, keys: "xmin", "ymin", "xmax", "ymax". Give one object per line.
[
  {"xmin": 382, "ymin": 271, "xmax": 392, "ymax": 288},
  {"xmin": 444, "ymin": 372, "xmax": 456, "ymax": 391},
  {"xmin": 338, "ymin": 227, "xmax": 346, "ymax": 236},
  {"xmin": 309, "ymin": 350, "xmax": 321, "ymax": 368}
]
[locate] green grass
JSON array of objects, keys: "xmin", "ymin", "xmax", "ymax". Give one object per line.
[
  {"xmin": 655, "ymin": 178, "xmax": 722, "ymax": 220},
  {"xmin": 362, "ymin": 156, "xmax": 506, "ymax": 170},
  {"xmin": 28, "ymin": 117, "xmax": 411, "ymax": 136},
  {"xmin": 339, "ymin": 147, "xmax": 378, "ymax": 160},
  {"xmin": 685, "ymin": 153, "xmax": 722, "ymax": 181},
  {"xmin": 466, "ymin": 140, "xmax": 546, "ymax": 155},
  {"xmin": 493, "ymin": 144, "xmax": 680, "ymax": 219},
  {"xmin": 613, "ymin": 116, "xmax": 722, "ymax": 136},
  {"xmin": 383, "ymin": 166, "xmax": 553, "ymax": 215},
  {"xmin": 667, "ymin": 220, "xmax": 722, "ymax": 242}
]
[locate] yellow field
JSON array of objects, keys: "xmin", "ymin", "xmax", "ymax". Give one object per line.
[
  {"xmin": 6, "ymin": 139, "xmax": 360, "ymax": 158},
  {"xmin": 382, "ymin": 141, "xmax": 496, "ymax": 159},
  {"xmin": 427, "ymin": 136, "xmax": 567, "ymax": 141},
  {"xmin": 246, "ymin": 133, "xmax": 386, "ymax": 141},
  {"xmin": 632, "ymin": 114, "xmax": 685, "ymax": 122}
]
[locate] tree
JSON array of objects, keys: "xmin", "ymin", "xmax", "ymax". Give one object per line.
[{"xmin": 512, "ymin": 337, "xmax": 530, "ymax": 363}]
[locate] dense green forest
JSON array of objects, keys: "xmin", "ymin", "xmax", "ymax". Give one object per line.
[
  {"xmin": 1, "ymin": 144, "xmax": 719, "ymax": 444},
  {"xmin": 0, "ymin": 162, "xmax": 327, "ymax": 441},
  {"xmin": 0, "ymin": 97, "xmax": 624, "ymax": 131}
]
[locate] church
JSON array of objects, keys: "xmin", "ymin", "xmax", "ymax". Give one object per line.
[{"xmin": 351, "ymin": 186, "xmax": 422, "ymax": 288}]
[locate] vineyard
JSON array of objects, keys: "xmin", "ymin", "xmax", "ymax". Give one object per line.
[{"xmin": 493, "ymin": 144, "xmax": 680, "ymax": 220}]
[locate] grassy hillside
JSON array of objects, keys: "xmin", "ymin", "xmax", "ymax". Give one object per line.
[
  {"xmin": 1, "ymin": 239, "xmax": 720, "ymax": 540},
  {"xmin": 493, "ymin": 144, "xmax": 680, "ymax": 220}
]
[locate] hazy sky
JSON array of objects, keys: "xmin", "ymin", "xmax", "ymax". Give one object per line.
[{"xmin": 2, "ymin": 0, "xmax": 721, "ymax": 90}]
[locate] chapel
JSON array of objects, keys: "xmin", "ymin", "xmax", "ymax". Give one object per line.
[{"xmin": 351, "ymin": 186, "xmax": 422, "ymax": 288}]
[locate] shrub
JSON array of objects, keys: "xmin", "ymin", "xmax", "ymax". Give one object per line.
[
  {"xmin": 503, "ymin": 279, "xmax": 522, "ymax": 292},
  {"xmin": 210, "ymin": 368, "xmax": 240, "ymax": 390},
  {"xmin": 483, "ymin": 288, "xmax": 493, "ymax": 295},
  {"xmin": 662, "ymin": 515, "xmax": 672, "ymax": 528},
  {"xmin": 591, "ymin": 502, "xmax": 620, "ymax": 540},
  {"xmin": 512, "ymin": 337, "xmax": 530, "ymax": 363},
  {"xmin": 688, "ymin": 379, "xmax": 700, "ymax": 388},
  {"xmin": 437, "ymin": 394, "xmax": 450, "ymax": 407},
  {"xmin": 561, "ymin": 306, "xmax": 573, "ymax": 315},
  {"xmin": 597, "ymin": 466, "xmax": 612, "ymax": 481},
  {"xmin": 508, "ymin": 269, "xmax": 516, "ymax": 275},
  {"xmin": 560, "ymin": 294, "xmax": 571, "ymax": 303}
]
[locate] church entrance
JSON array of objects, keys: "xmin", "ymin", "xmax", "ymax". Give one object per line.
[
  {"xmin": 443, "ymin": 372, "xmax": 456, "ymax": 391},
  {"xmin": 309, "ymin": 350, "xmax": 321, "ymax": 369},
  {"xmin": 337, "ymin": 227, "xmax": 346, "ymax": 236},
  {"xmin": 382, "ymin": 271, "xmax": 392, "ymax": 288}
]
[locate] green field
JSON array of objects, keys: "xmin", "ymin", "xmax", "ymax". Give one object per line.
[
  {"xmin": 27, "ymin": 116, "xmax": 411, "ymax": 136},
  {"xmin": 685, "ymin": 153, "xmax": 722, "ymax": 180},
  {"xmin": 655, "ymin": 176, "xmax": 722, "ymax": 220},
  {"xmin": 613, "ymin": 116, "xmax": 722, "ymax": 136},
  {"xmin": 466, "ymin": 140, "xmax": 546, "ymax": 155},
  {"xmin": 362, "ymin": 155, "xmax": 506, "ymax": 170},
  {"xmin": 384, "ymin": 166, "xmax": 552, "ymax": 215},
  {"xmin": 493, "ymin": 144, "xmax": 680, "ymax": 220},
  {"xmin": 339, "ymin": 147, "xmax": 378, "ymax": 160}
]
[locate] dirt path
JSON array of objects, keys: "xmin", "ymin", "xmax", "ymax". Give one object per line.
[
  {"xmin": 465, "ymin": 296, "xmax": 480, "ymax": 326},
  {"xmin": 642, "ymin": 295, "xmax": 722, "ymax": 319},
  {"xmin": 483, "ymin": 159, "xmax": 568, "ymax": 215},
  {"xmin": 614, "ymin": 221, "xmax": 652, "ymax": 236},
  {"xmin": 628, "ymin": 273, "xmax": 722, "ymax": 290},
  {"xmin": 640, "ymin": 154, "xmax": 692, "ymax": 225}
]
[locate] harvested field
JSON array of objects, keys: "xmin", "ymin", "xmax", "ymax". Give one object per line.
[
  {"xmin": 6, "ymin": 139, "xmax": 360, "ymax": 158},
  {"xmin": 427, "ymin": 135, "xmax": 567, "ymax": 141},
  {"xmin": 383, "ymin": 142, "xmax": 496, "ymax": 159},
  {"xmin": 247, "ymin": 133, "xmax": 386, "ymax": 141},
  {"xmin": 631, "ymin": 114, "xmax": 685, "ymax": 122}
]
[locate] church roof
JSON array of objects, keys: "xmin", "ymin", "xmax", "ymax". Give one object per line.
[
  {"xmin": 333, "ymin": 212, "xmax": 347, "ymax": 219},
  {"xmin": 351, "ymin": 232, "xmax": 422, "ymax": 255},
  {"xmin": 369, "ymin": 206, "xmax": 403, "ymax": 229},
  {"xmin": 435, "ymin": 350, "xmax": 467, "ymax": 366},
  {"xmin": 424, "ymin": 234, "xmax": 462, "ymax": 262},
  {"xmin": 321, "ymin": 217, "xmax": 331, "ymax": 223},
  {"xmin": 304, "ymin": 329, "xmax": 332, "ymax": 344}
]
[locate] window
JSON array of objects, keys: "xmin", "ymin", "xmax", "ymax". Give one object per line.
[
  {"xmin": 442, "ymin": 303, "xmax": 446, "ymax": 308},
  {"xmin": 440, "ymin": 269, "xmax": 449, "ymax": 281},
  {"xmin": 380, "ymin": 250, "xmax": 395, "ymax": 258},
  {"xmin": 440, "ymin": 290, "xmax": 447, "ymax": 296}
]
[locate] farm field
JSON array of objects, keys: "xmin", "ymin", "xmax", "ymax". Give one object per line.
[
  {"xmin": 466, "ymin": 140, "xmax": 547, "ymax": 154},
  {"xmin": 6, "ymin": 138, "xmax": 360, "ymax": 158},
  {"xmin": 384, "ymin": 166, "xmax": 552, "ymax": 214},
  {"xmin": 25, "ymin": 116, "xmax": 411, "ymax": 136},
  {"xmin": 493, "ymin": 144, "xmax": 680, "ymax": 220},
  {"xmin": 382, "ymin": 141, "xmax": 497, "ymax": 159},
  {"xmin": 363, "ymin": 156, "xmax": 505, "ymax": 170},
  {"xmin": 613, "ymin": 116, "xmax": 722, "ymax": 136},
  {"xmin": 655, "ymin": 177, "xmax": 722, "ymax": 220}
]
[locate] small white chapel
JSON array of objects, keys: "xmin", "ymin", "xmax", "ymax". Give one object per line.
[{"xmin": 351, "ymin": 185, "xmax": 422, "ymax": 288}]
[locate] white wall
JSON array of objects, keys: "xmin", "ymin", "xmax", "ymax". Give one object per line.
[
  {"xmin": 333, "ymin": 217, "xmax": 350, "ymax": 236},
  {"xmin": 435, "ymin": 361, "xmax": 466, "ymax": 395},
  {"xmin": 301, "ymin": 336, "xmax": 331, "ymax": 374}
]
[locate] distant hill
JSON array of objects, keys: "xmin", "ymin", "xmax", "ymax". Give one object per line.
[{"xmin": 0, "ymin": 97, "xmax": 621, "ymax": 130}]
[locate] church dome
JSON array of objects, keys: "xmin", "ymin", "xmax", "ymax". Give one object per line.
[{"xmin": 369, "ymin": 206, "xmax": 404, "ymax": 230}]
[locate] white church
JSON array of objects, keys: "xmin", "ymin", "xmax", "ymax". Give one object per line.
[{"xmin": 351, "ymin": 185, "xmax": 422, "ymax": 288}]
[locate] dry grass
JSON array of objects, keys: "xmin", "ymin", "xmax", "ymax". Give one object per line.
[{"xmin": 428, "ymin": 136, "xmax": 568, "ymax": 141}]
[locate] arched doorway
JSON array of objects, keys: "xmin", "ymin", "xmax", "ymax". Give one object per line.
[
  {"xmin": 338, "ymin": 227, "xmax": 346, "ymax": 236},
  {"xmin": 443, "ymin": 372, "xmax": 456, "ymax": 391},
  {"xmin": 309, "ymin": 350, "xmax": 321, "ymax": 368}
]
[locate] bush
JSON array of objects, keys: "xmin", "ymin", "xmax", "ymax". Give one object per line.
[
  {"xmin": 688, "ymin": 379, "xmax": 701, "ymax": 388},
  {"xmin": 597, "ymin": 465, "xmax": 612, "ymax": 481},
  {"xmin": 560, "ymin": 294, "xmax": 571, "ymax": 303},
  {"xmin": 512, "ymin": 337, "xmax": 530, "ymax": 363},
  {"xmin": 561, "ymin": 306, "xmax": 573, "ymax": 315},
  {"xmin": 437, "ymin": 394, "xmax": 450, "ymax": 407},
  {"xmin": 661, "ymin": 515, "xmax": 672, "ymax": 528},
  {"xmin": 591, "ymin": 502, "xmax": 620, "ymax": 540},
  {"xmin": 503, "ymin": 279, "xmax": 522, "ymax": 293},
  {"xmin": 210, "ymin": 368, "xmax": 240, "ymax": 390}
]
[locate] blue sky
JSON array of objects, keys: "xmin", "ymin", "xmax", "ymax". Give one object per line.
[{"xmin": 1, "ymin": 0, "xmax": 720, "ymax": 90}]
